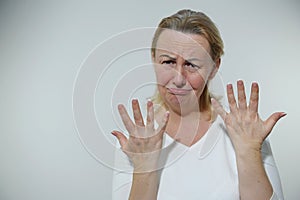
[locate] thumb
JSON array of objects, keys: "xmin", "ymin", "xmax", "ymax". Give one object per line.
[
  {"xmin": 111, "ymin": 131, "xmax": 128, "ymax": 148},
  {"xmin": 157, "ymin": 111, "xmax": 170, "ymax": 135},
  {"xmin": 211, "ymin": 98, "xmax": 227, "ymax": 120},
  {"xmin": 264, "ymin": 112, "xmax": 287, "ymax": 134}
]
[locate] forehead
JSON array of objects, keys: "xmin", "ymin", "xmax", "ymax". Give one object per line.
[{"xmin": 155, "ymin": 29, "xmax": 211, "ymax": 59}]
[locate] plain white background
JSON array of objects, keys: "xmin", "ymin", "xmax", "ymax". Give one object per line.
[{"xmin": 0, "ymin": 0, "xmax": 299, "ymax": 199}]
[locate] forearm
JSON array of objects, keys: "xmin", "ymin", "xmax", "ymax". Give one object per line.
[
  {"xmin": 129, "ymin": 171, "xmax": 160, "ymax": 200},
  {"xmin": 236, "ymin": 149, "xmax": 273, "ymax": 200}
]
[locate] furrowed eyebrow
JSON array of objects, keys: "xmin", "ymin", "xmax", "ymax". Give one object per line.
[
  {"xmin": 186, "ymin": 58, "xmax": 202, "ymax": 62},
  {"xmin": 159, "ymin": 55, "xmax": 204, "ymax": 62},
  {"xmin": 158, "ymin": 54, "xmax": 211, "ymax": 64},
  {"xmin": 159, "ymin": 54, "xmax": 176, "ymax": 60}
]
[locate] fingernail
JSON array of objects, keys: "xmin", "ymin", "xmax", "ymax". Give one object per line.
[
  {"xmin": 147, "ymin": 99, "xmax": 153, "ymax": 106},
  {"xmin": 164, "ymin": 111, "xmax": 170, "ymax": 121},
  {"xmin": 252, "ymin": 82, "xmax": 259, "ymax": 87},
  {"xmin": 132, "ymin": 98, "xmax": 138, "ymax": 104},
  {"xmin": 281, "ymin": 112, "xmax": 287, "ymax": 117},
  {"xmin": 117, "ymin": 104, "xmax": 123, "ymax": 110},
  {"xmin": 111, "ymin": 131, "xmax": 116, "ymax": 136},
  {"xmin": 227, "ymin": 83, "xmax": 232, "ymax": 89},
  {"xmin": 211, "ymin": 98, "xmax": 216, "ymax": 105}
]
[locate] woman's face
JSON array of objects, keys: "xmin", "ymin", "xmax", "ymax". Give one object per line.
[{"xmin": 153, "ymin": 29, "xmax": 218, "ymax": 115}]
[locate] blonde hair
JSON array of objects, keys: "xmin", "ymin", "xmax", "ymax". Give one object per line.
[{"xmin": 151, "ymin": 9, "xmax": 224, "ymax": 119}]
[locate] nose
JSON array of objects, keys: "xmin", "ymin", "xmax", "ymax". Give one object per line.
[{"xmin": 173, "ymin": 64, "xmax": 186, "ymax": 88}]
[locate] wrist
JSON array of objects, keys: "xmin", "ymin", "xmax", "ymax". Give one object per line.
[
  {"xmin": 133, "ymin": 170, "xmax": 160, "ymax": 177},
  {"xmin": 233, "ymin": 141, "xmax": 262, "ymax": 157},
  {"xmin": 132, "ymin": 171, "xmax": 160, "ymax": 190},
  {"xmin": 235, "ymin": 146, "xmax": 262, "ymax": 161},
  {"xmin": 132, "ymin": 153, "xmax": 162, "ymax": 173},
  {"xmin": 130, "ymin": 169, "xmax": 160, "ymax": 200},
  {"xmin": 235, "ymin": 149, "xmax": 264, "ymax": 170}
]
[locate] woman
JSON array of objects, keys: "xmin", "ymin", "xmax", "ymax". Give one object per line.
[{"xmin": 111, "ymin": 9, "xmax": 285, "ymax": 199}]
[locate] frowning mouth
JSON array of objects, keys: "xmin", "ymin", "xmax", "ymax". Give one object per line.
[{"xmin": 167, "ymin": 88, "xmax": 192, "ymax": 95}]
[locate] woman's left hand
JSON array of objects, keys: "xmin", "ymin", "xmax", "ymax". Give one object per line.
[{"xmin": 211, "ymin": 80, "xmax": 286, "ymax": 155}]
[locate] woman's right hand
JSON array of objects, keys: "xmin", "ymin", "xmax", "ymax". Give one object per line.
[{"xmin": 112, "ymin": 99, "xmax": 169, "ymax": 173}]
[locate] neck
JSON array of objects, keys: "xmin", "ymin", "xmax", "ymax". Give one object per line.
[{"xmin": 166, "ymin": 109, "xmax": 212, "ymax": 147}]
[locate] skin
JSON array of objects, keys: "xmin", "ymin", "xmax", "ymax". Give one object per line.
[
  {"xmin": 112, "ymin": 30, "xmax": 286, "ymax": 200},
  {"xmin": 153, "ymin": 30, "xmax": 218, "ymax": 117},
  {"xmin": 152, "ymin": 30, "xmax": 219, "ymax": 146},
  {"xmin": 112, "ymin": 100, "xmax": 168, "ymax": 199},
  {"xmin": 212, "ymin": 81, "xmax": 286, "ymax": 199}
]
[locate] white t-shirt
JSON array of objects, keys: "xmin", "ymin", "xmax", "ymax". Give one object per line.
[{"xmin": 112, "ymin": 116, "xmax": 284, "ymax": 200}]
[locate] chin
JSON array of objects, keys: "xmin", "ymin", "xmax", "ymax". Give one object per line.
[{"xmin": 165, "ymin": 94, "xmax": 200, "ymax": 114}]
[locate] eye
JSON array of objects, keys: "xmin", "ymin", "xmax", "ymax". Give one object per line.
[
  {"xmin": 161, "ymin": 60, "xmax": 176, "ymax": 66},
  {"xmin": 184, "ymin": 62, "xmax": 200, "ymax": 72}
]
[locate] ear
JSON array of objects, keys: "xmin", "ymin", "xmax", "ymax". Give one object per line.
[{"xmin": 208, "ymin": 58, "xmax": 221, "ymax": 80}]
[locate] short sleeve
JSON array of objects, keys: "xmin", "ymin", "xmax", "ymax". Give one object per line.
[
  {"xmin": 270, "ymin": 192, "xmax": 279, "ymax": 200},
  {"xmin": 111, "ymin": 145, "xmax": 133, "ymax": 200},
  {"xmin": 112, "ymin": 169, "xmax": 132, "ymax": 200}
]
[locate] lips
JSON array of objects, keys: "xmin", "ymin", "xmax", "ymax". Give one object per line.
[{"xmin": 167, "ymin": 88, "xmax": 192, "ymax": 95}]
